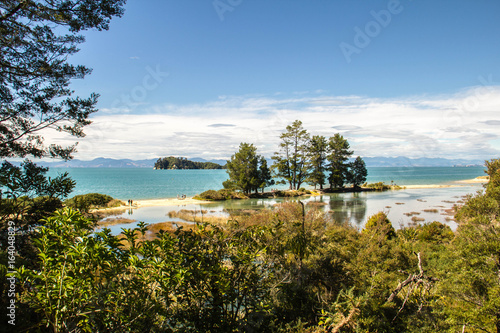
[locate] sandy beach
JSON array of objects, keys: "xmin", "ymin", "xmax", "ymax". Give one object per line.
[
  {"xmin": 93, "ymin": 176, "xmax": 487, "ymax": 212},
  {"xmin": 402, "ymin": 184, "xmax": 456, "ymax": 189},
  {"xmin": 92, "ymin": 197, "xmax": 213, "ymax": 213},
  {"xmin": 401, "ymin": 176, "xmax": 488, "ymax": 189},
  {"xmin": 133, "ymin": 197, "xmax": 213, "ymax": 207},
  {"xmin": 455, "ymin": 176, "xmax": 489, "ymax": 184}
]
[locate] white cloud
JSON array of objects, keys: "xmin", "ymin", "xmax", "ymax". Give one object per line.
[{"xmin": 42, "ymin": 86, "xmax": 500, "ymax": 160}]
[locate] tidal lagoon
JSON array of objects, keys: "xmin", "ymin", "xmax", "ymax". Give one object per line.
[{"xmin": 47, "ymin": 166, "xmax": 487, "ymax": 232}]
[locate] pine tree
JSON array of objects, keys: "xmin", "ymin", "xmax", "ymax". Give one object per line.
[
  {"xmin": 348, "ymin": 156, "xmax": 368, "ymax": 188},
  {"xmin": 0, "ymin": 0, "xmax": 125, "ymax": 159},
  {"xmin": 307, "ymin": 135, "xmax": 328, "ymax": 189},
  {"xmin": 327, "ymin": 134, "xmax": 353, "ymax": 189},
  {"xmin": 272, "ymin": 120, "xmax": 310, "ymax": 190},
  {"xmin": 258, "ymin": 157, "xmax": 274, "ymax": 193},
  {"xmin": 225, "ymin": 143, "xmax": 272, "ymax": 194}
]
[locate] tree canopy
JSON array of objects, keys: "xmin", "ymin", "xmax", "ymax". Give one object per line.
[
  {"xmin": 223, "ymin": 143, "xmax": 273, "ymax": 194},
  {"xmin": 349, "ymin": 156, "xmax": 368, "ymax": 188},
  {"xmin": 272, "ymin": 120, "xmax": 310, "ymax": 190},
  {"xmin": 271, "ymin": 121, "xmax": 363, "ymax": 191},
  {"xmin": 327, "ymin": 133, "xmax": 353, "ymax": 189},
  {"xmin": 0, "ymin": 0, "xmax": 126, "ymax": 159},
  {"xmin": 307, "ymin": 135, "xmax": 328, "ymax": 189}
]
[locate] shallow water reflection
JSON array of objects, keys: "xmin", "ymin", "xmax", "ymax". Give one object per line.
[{"xmin": 100, "ymin": 185, "xmax": 483, "ymax": 234}]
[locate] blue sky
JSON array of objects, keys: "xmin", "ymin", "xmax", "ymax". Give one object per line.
[{"xmin": 47, "ymin": 0, "xmax": 500, "ymax": 161}]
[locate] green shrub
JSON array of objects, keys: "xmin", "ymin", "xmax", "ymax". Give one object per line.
[
  {"xmin": 64, "ymin": 193, "xmax": 116, "ymax": 211},
  {"xmin": 107, "ymin": 199, "xmax": 125, "ymax": 208},
  {"xmin": 416, "ymin": 221, "xmax": 454, "ymax": 243},
  {"xmin": 363, "ymin": 182, "xmax": 391, "ymax": 190},
  {"xmin": 194, "ymin": 189, "xmax": 248, "ymax": 200},
  {"xmin": 362, "ymin": 212, "xmax": 396, "ymax": 240},
  {"xmin": 272, "ymin": 190, "xmax": 306, "ymax": 197}
]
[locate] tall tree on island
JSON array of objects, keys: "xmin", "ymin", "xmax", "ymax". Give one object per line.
[
  {"xmin": 258, "ymin": 157, "xmax": 275, "ymax": 193},
  {"xmin": 348, "ymin": 156, "xmax": 368, "ymax": 189},
  {"xmin": 327, "ymin": 133, "xmax": 353, "ymax": 189},
  {"xmin": 307, "ymin": 135, "xmax": 328, "ymax": 189},
  {"xmin": 272, "ymin": 120, "xmax": 310, "ymax": 190},
  {"xmin": 0, "ymin": 0, "xmax": 126, "ymax": 159},
  {"xmin": 224, "ymin": 143, "xmax": 272, "ymax": 194}
]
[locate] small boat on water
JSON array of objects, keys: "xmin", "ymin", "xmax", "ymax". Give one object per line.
[{"xmin": 177, "ymin": 194, "xmax": 186, "ymax": 200}]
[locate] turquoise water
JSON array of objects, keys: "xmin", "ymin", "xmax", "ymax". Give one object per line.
[
  {"xmin": 100, "ymin": 185, "xmax": 483, "ymax": 234},
  {"xmin": 47, "ymin": 168, "xmax": 228, "ymax": 200},
  {"xmin": 44, "ymin": 166, "xmax": 486, "ymax": 231},
  {"xmin": 364, "ymin": 166, "xmax": 486, "ymax": 186},
  {"xmin": 47, "ymin": 166, "xmax": 486, "ymax": 200}
]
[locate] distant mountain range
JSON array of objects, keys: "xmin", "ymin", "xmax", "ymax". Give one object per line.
[
  {"xmin": 9, "ymin": 157, "xmax": 227, "ymax": 168},
  {"xmin": 7, "ymin": 156, "xmax": 486, "ymax": 168},
  {"xmin": 361, "ymin": 156, "xmax": 485, "ymax": 167},
  {"xmin": 22, "ymin": 157, "xmax": 159, "ymax": 168}
]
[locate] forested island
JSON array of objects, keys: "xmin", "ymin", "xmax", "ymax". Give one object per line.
[{"xmin": 154, "ymin": 156, "xmax": 225, "ymax": 170}]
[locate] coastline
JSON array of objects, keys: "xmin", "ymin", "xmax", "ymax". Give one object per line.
[
  {"xmin": 94, "ymin": 176, "xmax": 488, "ymax": 211},
  {"xmin": 402, "ymin": 184, "xmax": 456, "ymax": 189},
  {"xmin": 400, "ymin": 176, "xmax": 488, "ymax": 189},
  {"xmin": 134, "ymin": 197, "xmax": 214, "ymax": 207},
  {"xmin": 396, "ymin": 176, "xmax": 488, "ymax": 189},
  {"xmin": 93, "ymin": 197, "xmax": 213, "ymax": 213},
  {"xmin": 454, "ymin": 176, "xmax": 489, "ymax": 184}
]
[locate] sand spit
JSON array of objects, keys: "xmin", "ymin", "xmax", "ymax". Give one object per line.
[
  {"xmin": 91, "ymin": 197, "xmax": 213, "ymax": 213},
  {"xmin": 403, "ymin": 184, "xmax": 456, "ymax": 189},
  {"xmin": 403, "ymin": 176, "xmax": 488, "ymax": 188},
  {"xmin": 455, "ymin": 176, "xmax": 489, "ymax": 184},
  {"xmin": 133, "ymin": 197, "xmax": 213, "ymax": 208}
]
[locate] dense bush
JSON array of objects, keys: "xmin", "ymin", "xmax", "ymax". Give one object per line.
[
  {"xmin": 6, "ymin": 159, "xmax": 500, "ymax": 332},
  {"xmin": 64, "ymin": 193, "xmax": 121, "ymax": 211},
  {"xmin": 194, "ymin": 189, "xmax": 248, "ymax": 200},
  {"xmin": 363, "ymin": 182, "xmax": 391, "ymax": 190},
  {"xmin": 9, "ymin": 193, "xmax": 500, "ymax": 333},
  {"xmin": 415, "ymin": 221, "xmax": 454, "ymax": 243},
  {"xmin": 362, "ymin": 211, "xmax": 397, "ymax": 240},
  {"xmin": 272, "ymin": 189, "xmax": 310, "ymax": 197}
]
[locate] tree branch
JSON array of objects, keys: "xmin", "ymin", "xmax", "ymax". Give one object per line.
[
  {"xmin": 387, "ymin": 252, "xmax": 439, "ymax": 320},
  {"xmin": 0, "ymin": 1, "xmax": 28, "ymax": 23}
]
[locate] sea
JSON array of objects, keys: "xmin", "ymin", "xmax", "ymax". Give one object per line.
[{"xmin": 46, "ymin": 166, "xmax": 487, "ymax": 232}]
